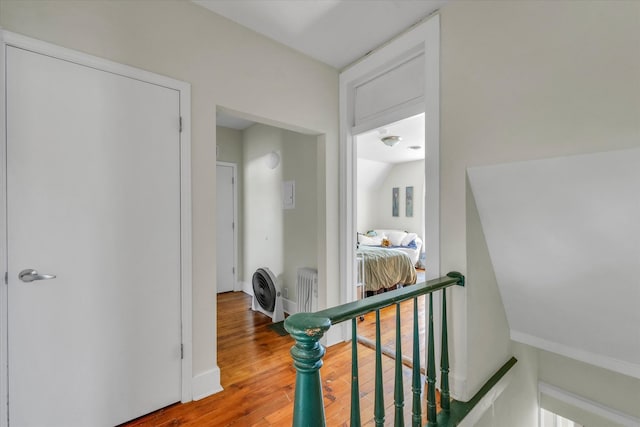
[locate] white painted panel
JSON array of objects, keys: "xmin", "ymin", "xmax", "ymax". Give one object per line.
[
  {"xmin": 354, "ymin": 53, "xmax": 424, "ymax": 128},
  {"xmin": 468, "ymin": 148, "xmax": 640, "ymax": 378},
  {"xmin": 7, "ymin": 46, "xmax": 182, "ymax": 426},
  {"xmin": 216, "ymin": 164, "xmax": 236, "ymax": 293}
]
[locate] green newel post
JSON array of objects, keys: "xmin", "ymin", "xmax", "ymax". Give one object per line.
[{"xmin": 285, "ymin": 313, "xmax": 332, "ymax": 427}]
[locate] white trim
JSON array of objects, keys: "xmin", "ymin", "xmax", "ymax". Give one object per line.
[
  {"xmin": 282, "ymin": 298, "xmax": 297, "ymax": 315},
  {"xmin": 0, "ymin": 28, "xmax": 8, "ymax": 427},
  {"xmin": 423, "ymin": 16, "xmax": 441, "ymax": 282},
  {"xmin": 0, "ymin": 31, "xmax": 195, "ymax": 418},
  {"xmin": 338, "ymin": 14, "xmax": 441, "ymax": 336},
  {"xmin": 241, "ymin": 280, "xmax": 252, "ymax": 296},
  {"xmin": 351, "ymin": 98, "xmax": 424, "ymax": 136},
  {"xmin": 539, "ymin": 381, "xmax": 640, "ymax": 427},
  {"xmin": 215, "ymin": 161, "xmax": 238, "ymax": 292},
  {"xmin": 511, "ymin": 330, "xmax": 640, "ymax": 380},
  {"xmin": 192, "ymin": 368, "xmax": 224, "ymax": 401},
  {"xmin": 178, "ymin": 63, "xmax": 194, "ymax": 403}
]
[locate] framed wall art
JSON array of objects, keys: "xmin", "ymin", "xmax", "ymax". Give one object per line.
[
  {"xmin": 406, "ymin": 186, "xmax": 413, "ymax": 217},
  {"xmin": 392, "ymin": 187, "xmax": 399, "ymax": 217}
]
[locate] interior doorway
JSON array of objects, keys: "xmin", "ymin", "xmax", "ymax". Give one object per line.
[
  {"xmin": 215, "ymin": 107, "xmax": 322, "ymax": 385},
  {"xmin": 354, "ymin": 112, "xmax": 426, "ymax": 270},
  {"xmin": 353, "ymin": 112, "xmax": 426, "ymax": 296},
  {"xmin": 215, "ymin": 110, "xmax": 319, "ymax": 305},
  {"xmin": 338, "ymin": 14, "xmax": 440, "ymax": 345}
]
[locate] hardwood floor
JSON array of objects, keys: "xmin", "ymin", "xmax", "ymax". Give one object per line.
[{"xmin": 123, "ymin": 291, "xmax": 432, "ymax": 426}]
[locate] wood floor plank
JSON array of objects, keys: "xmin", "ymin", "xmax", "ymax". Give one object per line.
[{"xmin": 122, "ymin": 291, "xmax": 434, "ymax": 426}]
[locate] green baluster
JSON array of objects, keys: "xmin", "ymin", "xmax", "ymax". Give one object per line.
[
  {"xmin": 426, "ymin": 293, "xmax": 437, "ymax": 426},
  {"xmin": 411, "ymin": 297, "xmax": 422, "ymax": 427},
  {"xmin": 374, "ymin": 309, "xmax": 385, "ymax": 426},
  {"xmin": 351, "ymin": 318, "xmax": 361, "ymax": 427},
  {"xmin": 440, "ymin": 289, "xmax": 450, "ymax": 413},
  {"xmin": 284, "ymin": 313, "xmax": 332, "ymax": 427},
  {"xmin": 394, "ymin": 303, "xmax": 405, "ymax": 426}
]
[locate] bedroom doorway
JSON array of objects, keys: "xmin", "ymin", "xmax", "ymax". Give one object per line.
[
  {"xmin": 339, "ymin": 15, "xmax": 440, "ymax": 310},
  {"xmin": 354, "ymin": 112, "xmax": 426, "ymax": 295}
]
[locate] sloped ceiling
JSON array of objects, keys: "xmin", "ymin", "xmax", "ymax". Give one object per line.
[
  {"xmin": 468, "ymin": 148, "xmax": 640, "ymax": 379},
  {"xmin": 357, "ymin": 113, "xmax": 425, "ymax": 164}
]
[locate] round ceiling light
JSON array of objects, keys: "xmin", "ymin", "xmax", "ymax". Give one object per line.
[{"xmin": 381, "ymin": 135, "xmax": 402, "ymax": 147}]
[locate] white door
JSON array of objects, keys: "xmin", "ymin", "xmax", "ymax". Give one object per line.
[
  {"xmin": 216, "ymin": 163, "xmax": 236, "ymax": 293},
  {"xmin": 7, "ymin": 46, "xmax": 182, "ymax": 426}
]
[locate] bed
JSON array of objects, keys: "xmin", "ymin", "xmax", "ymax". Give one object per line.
[
  {"xmin": 356, "ymin": 246, "xmax": 417, "ymax": 295},
  {"xmin": 357, "ymin": 229, "xmax": 423, "ymax": 266},
  {"xmin": 356, "ymin": 229, "xmax": 422, "ymax": 295}
]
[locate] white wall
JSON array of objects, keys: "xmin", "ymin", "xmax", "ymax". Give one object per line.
[
  {"xmin": 243, "ymin": 124, "xmax": 285, "ymax": 284},
  {"xmin": 538, "ymin": 350, "xmax": 640, "ymax": 420},
  {"xmin": 356, "ymin": 158, "xmax": 424, "ymax": 238},
  {"xmin": 282, "ymin": 130, "xmax": 318, "ymax": 303},
  {"xmin": 243, "ymin": 123, "xmax": 317, "ymax": 304},
  {"xmin": 356, "ymin": 158, "xmax": 391, "ymax": 232},
  {"xmin": 216, "ymin": 126, "xmax": 244, "ymax": 282},
  {"xmin": 0, "ymin": 0, "xmax": 339, "ymax": 397},
  {"xmin": 440, "ymin": 0, "xmax": 640, "ymax": 423},
  {"xmin": 375, "ymin": 159, "xmax": 424, "ymax": 238},
  {"xmin": 474, "ymin": 343, "xmax": 540, "ymax": 427}
]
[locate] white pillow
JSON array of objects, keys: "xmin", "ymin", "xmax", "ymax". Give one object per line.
[
  {"xmin": 387, "ymin": 231, "xmax": 407, "ymax": 247},
  {"xmin": 401, "ymin": 232, "xmax": 418, "ymax": 247},
  {"xmin": 373, "ymin": 230, "xmax": 387, "ymax": 239},
  {"xmin": 359, "ymin": 234, "xmax": 383, "ymax": 246}
]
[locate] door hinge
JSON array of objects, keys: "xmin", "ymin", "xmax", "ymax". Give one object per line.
[
  {"xmin": 232, "ymin": 222, "xmax": 235, "ymax": 230},
  {"xmin": 179, "ymin": 116, "xmax": 183, "ymax": 133},
  {"xmin": 181, "ymin": 344, "xmax": 184, "ymax": 359},
  {"xmin": 232, "ymin": 267, "xmax": 235, "ymax": 275},
  {"xmin": 232, "ymin": 176, "xmax": 234, "ymax": 185},
  {"xmin": 4, "ymin": 272, "xmax": 7, "ymax": 285}
]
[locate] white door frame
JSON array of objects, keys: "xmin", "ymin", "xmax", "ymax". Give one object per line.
[
  {"xmin": 338, "ymin": 15, "xmax": 441, "ymax": 340},
  {"xmin": 216, "ymin": 161, "xmax": 238, "ymax": 292},
  {"xmin": 0, "ymin": 30, "xmax": 193, "ymax": 426}
]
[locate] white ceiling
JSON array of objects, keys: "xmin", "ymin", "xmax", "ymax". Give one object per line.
[
  {"xmin": 192, "ymin": 0, "xmax": 445, "ymax": 70},
  {"xmin": 216, "ymin": 111, "xmax": 254, "ymax": 130},
  {"xmin": 357, "ymin": 113, "xmax": 425, "ymax": 164}
]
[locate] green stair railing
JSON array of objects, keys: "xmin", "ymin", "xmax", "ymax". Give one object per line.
[{"xmin": 285, "ymin": 272, "xmax": 465, "ymax": 426}]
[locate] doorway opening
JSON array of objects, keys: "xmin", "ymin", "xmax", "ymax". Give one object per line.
[
  {"xmin": 214, "ymin": 107, "xmax": 322, "ymax": 386},
  {"xmin": 354, "ymin": 112, "xmax": 427, "ymax": 292}
]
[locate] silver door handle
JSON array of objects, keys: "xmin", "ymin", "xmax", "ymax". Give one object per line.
[{"xmin": 18, "ymin": 269, "xmax": 56, "ymax": 283}]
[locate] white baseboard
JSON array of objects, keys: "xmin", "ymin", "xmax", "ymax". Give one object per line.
[
  {"xmin": 192, "ymin": 367, "xmax": 223, "ymax": 401},
  {"xmin": 326, "ymin": 324, "xmax": 345, "ymax": 347},
  {"xmin": 282, "ymin": 298, "xmax": 296, "ymax": 315},
  {"xmin": 511, "ymin": 329, "xmax": 640, "ymax": 380},
  {"xmin": 241, "ymin": 280, "xmax": 252, "ymax": 295}
]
